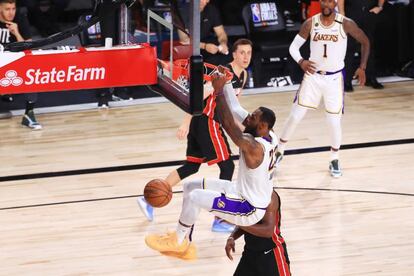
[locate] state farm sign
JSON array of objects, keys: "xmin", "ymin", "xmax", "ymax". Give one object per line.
[
  {"xmin": 1, "ymin": 66, "xmax": 106, "ymax": 87},
  {"xmin": 0, "ymin": 45, "xmax": 157, "ymax": 94}
]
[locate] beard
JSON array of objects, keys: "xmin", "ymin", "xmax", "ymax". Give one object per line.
[
  {"xmin": 244, "ymin": 126, "xmax": 258, "ymax": 137},
  {"xmin": 322, "ymin": 8, "xmax": 333, "ymax": 17}
]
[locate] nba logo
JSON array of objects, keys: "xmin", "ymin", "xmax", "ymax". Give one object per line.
[{"xmin": 251, "ymin": 3, "xmax": 261, "ymax": 23}]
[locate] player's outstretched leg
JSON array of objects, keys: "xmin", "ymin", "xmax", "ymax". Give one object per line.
[
  {"xmin": 277, "ymin": 104, "xmax": 308, "ymax": 167},
  {"xmin": 145, "ymin": 179, "xmax": 221, "ymax": 259},
  {"xmin": 145, "ymin": 179, "xmax": 206, "ymax": 257},
  {"xmin": 212, "ymin": 159, "xmax": 235, "ymax": 232}
]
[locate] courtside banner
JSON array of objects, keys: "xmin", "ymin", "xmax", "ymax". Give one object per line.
[{"xmin": 0, "ymin": 44, "xmax": 157, "ymax": 94}]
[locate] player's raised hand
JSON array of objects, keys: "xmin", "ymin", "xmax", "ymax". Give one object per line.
[
  {"xmin": 353, "ymin": 67, "xmax": 366, "ymax": 86},
  {"xmin": 225, "ymin": 237, "xmax": 236, "ymax": 261},
  {"xmin": 211, "ymin": 68, "xmax": 227, "ymax": 94},
  {"xmin": 300, "ymin": 60, "xmax": 317, "ymax": 74}
]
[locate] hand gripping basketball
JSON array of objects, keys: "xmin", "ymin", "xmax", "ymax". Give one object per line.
[
  {"xmin": 211, "ymin": 66, "xmax": 228, "ymax": 96},
  {"xmin": 171, "ymin": 59, "xmax": 233, "ymax": 83}
]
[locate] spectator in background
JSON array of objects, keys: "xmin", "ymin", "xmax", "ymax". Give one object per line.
[
  {"xmin": 301, "ymin": 0, "xmax": 321, "ymax": 20},
  {"xmin": 338, "ymin": 0, "xmax": 385, "ymax": 92},
  {"xmin": 0, "ymin": 0, "xmax": 42, "ymax": 130},
  {"xmin": 179, "ymin": 0, "xmax": 230, "ymax": 65},
  {"xmin": 17, "ymin": 0, "xmax": 69, "ymax": 37}
]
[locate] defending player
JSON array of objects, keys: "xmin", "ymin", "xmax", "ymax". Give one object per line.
[
  {"xmin": 276, "ymin": 0, "xmax": 370, "ymax": 177},
  {"xmin": 225, "ymin": 191, "xmax": 291, "ymax": 276},
  {"xmin": 225, "ymin": 38, "xmax": 253, "ymax": 97}
]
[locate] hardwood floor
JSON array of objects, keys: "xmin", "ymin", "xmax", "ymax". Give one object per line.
[{"xmin": 0, "ymin": 81, "xmax": 413, "ymax": 275}]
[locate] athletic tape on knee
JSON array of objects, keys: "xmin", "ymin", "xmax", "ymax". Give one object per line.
[{"xmin": 223, "ymin": 83, "xmax": 248, "ymax": 123}]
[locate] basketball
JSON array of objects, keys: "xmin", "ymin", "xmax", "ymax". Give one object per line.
[{"xmin": 144, "ymin": 179, "xmax": 172, "ymax": 208}]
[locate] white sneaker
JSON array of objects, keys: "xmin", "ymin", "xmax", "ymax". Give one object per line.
[
  {"xmin": 137, "ymin": 196, "xmax": 154, "ymax": 221},
  {"xmin": 21, "ymin": 113, "xmax": 42, "ymax": 130},
  {"xmin": 275, "ymin": 151, "xmax": 283, "ymax": 168},
  {"xmin": 329, "ymin": 159, "xmax": 342, "ymax": 178}
]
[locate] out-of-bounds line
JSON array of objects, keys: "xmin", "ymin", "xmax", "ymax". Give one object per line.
[
  {"xmin": 1, "ymin": 138, "xmax": 413, "ymax": 183},
  {"xmin": 0, "ymin": 188, "xmax": 412, "ymax": 211},
  {"xmin": 275, "ymin": 187, "xmax": 414, "ymax": 197}
]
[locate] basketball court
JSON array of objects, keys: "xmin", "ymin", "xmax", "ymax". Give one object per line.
[{"xmin": 0, "ymin": 0, "xmax": 414, "ymax": 275}]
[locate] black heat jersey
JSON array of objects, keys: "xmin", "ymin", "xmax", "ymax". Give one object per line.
[{"xmin": 226, "ymin": 63, "xmax": 245, "ymax": 96}]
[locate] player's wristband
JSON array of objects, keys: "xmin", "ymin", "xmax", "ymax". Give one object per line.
[{"xmin": 227, "ymin": 236, "xmax": 234, "ymax": 241}]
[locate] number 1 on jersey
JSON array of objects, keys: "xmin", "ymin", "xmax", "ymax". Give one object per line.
[{"xmin": 323, "ymin": 44, "xmax": 328, "ymax": 58}]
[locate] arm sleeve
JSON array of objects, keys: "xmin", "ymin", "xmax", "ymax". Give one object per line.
[
  {"xmin": 289, "ymin": 34, "xmax": 307, "ymax": 63},
  {"xmin": 223, "ymin": 83, "xmax": 249, "ymax": 123}
]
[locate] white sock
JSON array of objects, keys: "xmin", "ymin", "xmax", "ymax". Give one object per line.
[
  {"xmin": 326, "ymin": 113, "xmax": 342, "ymax": 151},
  {"xmin": 279, "ymin": 104, "xmax": 308, "ymax": 151},
  {"xmin": 278, "ymin": 139, "xmax": 287, "ymax": 155},
  {"xmin": 330, "ymin": 149, "xmax": 339, "ymax": 161},
  {"xmin": 176, "ymin": 223, "xmax": 191, "ymax": 244}
]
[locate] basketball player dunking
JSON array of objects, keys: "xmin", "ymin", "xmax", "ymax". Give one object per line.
[
  {"xmin": 145, "ymin": 71, "xmax": 278, "ymax": 260},
  {"xmin": 276, "ymin": 0, "xmax": 370, "ymax": 177}
]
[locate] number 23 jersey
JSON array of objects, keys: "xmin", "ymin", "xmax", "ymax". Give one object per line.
[
  {"xmin": 309, "ymin": 13, "xmax": 348, "ymax": 72},
  {"xmin": 237, "ymin": 131, "xmax": 278, "ymax": 209}
]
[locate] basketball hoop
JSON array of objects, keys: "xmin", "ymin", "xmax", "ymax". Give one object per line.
[
  {"xmin": 172, "ymin": 59, "xmax": 233, "ymax": 83},
  {"xmin": 153, "ymin": 58, "xmax": 233, "ymax": 114}
]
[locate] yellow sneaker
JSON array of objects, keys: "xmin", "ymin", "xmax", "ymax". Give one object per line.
[
  {"xmin": 145, "ymin": 232, "xmax": 189, "ymax": 254},
  {"xmin": 161, "ymin": 243, "xmax": 197, "ymax": 261}
]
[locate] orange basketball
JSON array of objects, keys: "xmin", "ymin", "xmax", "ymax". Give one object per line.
[{"xmin": 144, "ymin": 179, "xmax": 172, "ymax": 208}]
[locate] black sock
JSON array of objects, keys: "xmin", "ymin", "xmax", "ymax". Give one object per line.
[{"xmin": 25, "ymin": 101, "xmax": 35, "ymax": 114}]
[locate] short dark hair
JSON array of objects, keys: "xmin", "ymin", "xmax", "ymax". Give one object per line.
[
  {"xmin": 0, "ymin": 0, "xmax": 16, "ymax": 4},
  {"xmin": 231, "ymin": 38, "xmax": 253, "ymax": 53},
  {"xmin": 259, "ymin": 106, "xmax": 276, "ymax": 129}
]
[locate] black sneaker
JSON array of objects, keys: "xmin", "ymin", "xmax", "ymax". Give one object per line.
[
  {"xmin": 21, "ymin": 110, "xmax": 42, "ymax": 130},
  {"xmin": 97, "ymin": 96, "xmax": 109, "ymax": 108},
  {"xmin": 344, "ymin": 82, "xmax": 354, "ymax": 92},
  {"xmin": 329, "ymin": 159, "xmax": 342, "ymax": 178},
  {"xmin": 366, "ymin": 78, "xmax": 384, "ymax": 89}
]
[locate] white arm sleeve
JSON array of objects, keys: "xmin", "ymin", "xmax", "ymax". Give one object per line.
[
  {"xmin": 289, "ymin": 34, "xmax": 307, "ymax": 64},
  {"xmin": 223, "ymin": 83, "xmax": 249, "ymax": 123}
]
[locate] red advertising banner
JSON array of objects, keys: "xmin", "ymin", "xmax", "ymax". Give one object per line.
[{"xmin": 0, "ymin": 44, "xmax": 158, "ymax": 95}]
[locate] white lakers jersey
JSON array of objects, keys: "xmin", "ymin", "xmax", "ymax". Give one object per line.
[
  {"xmin": 237, "ymin": 131, "xmax": 278, "ymax": 209},
  {"xmin": 310, "ymin": 13, "xmax": 347, "ymax": 72}
]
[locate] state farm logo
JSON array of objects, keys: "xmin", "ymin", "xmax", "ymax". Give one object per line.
[
  {"xmin": 0, "ymin": 70, "xmax": 23, "ymax": 87},
  {"xmin": 0, "ymin": 66, "xmax": 106, "ymax": 87}
]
